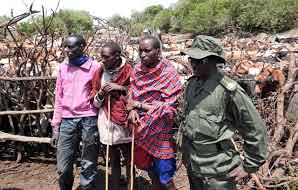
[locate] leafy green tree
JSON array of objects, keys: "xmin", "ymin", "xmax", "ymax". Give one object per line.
[
  {"xmin": 131, "ymin": 10, "xmax": 144, "ymax": 23},
  {"xmin": 0, "ymin": 16, "xmax": 9, "ymax": 24},
  {"xmin": 0, "ymin": 16, "xmax": 9, "ymax": 38},
  {"xmin": 130, "ymin": 22, "xmax": 145, "ymax": 37},
  {"xmin": 16, "ymin": 9, "xmax": 93, "ymax": 37},
  {"xmin": 18, "ymin": 21, "xmax": 36, "ymax": 35},
  {"xmin": 143, "ymin": 5, "xmax": 164, "ymax": 20},
  {"xmin": 57, "ymin": 9, "xmax": 92, "ymax": 35},
  {"xmin": 109, "ymin": 14, "xmax": 129, "ymax": 27},
  {"xmin": 9, "ymin": 0, "xmax": 298, "ymax": 38},
  {"xmin": 171, "ymin": 0, "xmax": 298, "ymax": 34},
  {"xmin": 235, "ymin": 0, "xmax": 298, "ymax": 32},
  {"xmin": 129, "ymin": 5, "xmax": 165, "ymax": 36},
  {"xmin": 153, "ymin": 9, "xmax": 173, "ymax": 33}
]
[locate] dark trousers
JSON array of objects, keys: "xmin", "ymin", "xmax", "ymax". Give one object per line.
[
  {"xmin": 57, "ymin": 117, "xmax": 100, "ymax": 190},
  {"xmin": 110, "ymin": 143, "xmax": 133, "ymax": 190}
]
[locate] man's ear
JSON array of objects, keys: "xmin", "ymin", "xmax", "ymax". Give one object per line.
[
  {"xmin": 80, "ymin": 44, "xmax": 87, "ymax": 53},
  {"xmin": 80, "ymin": 44, "xmax": 86, "ymax": 49},
  {"xmin": 156, "ymin": 48, "xmax": 161, "ymax": 56},
  {"xmin": 115, "ymin": 52, "xmax": 122, "ymax": 60}
]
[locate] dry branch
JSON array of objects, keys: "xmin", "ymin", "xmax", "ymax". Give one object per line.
[
  {"xmin": 273, "ymin": 50, "xmax": 297, "ymax": 144},
  {"xmin": 0, "ymin": 131, "xmax": 51, "ymax": 144},
  {"xmin": 0, "ymin": 76, "xmax": 56, "ymax": 81},
  {"xmin": 0, "ymin": 109, "xmax": 54, "ymax": 116}
]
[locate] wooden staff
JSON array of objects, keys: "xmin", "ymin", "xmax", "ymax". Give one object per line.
[
  {"xmin": 130, "ymin": 125, "xmax": 135, "ymax": 190},
  {"xmin": 105, "ymin": 96, "xmax": 111, "ymax": 190}
]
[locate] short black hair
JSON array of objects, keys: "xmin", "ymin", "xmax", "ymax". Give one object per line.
[
  {"xmin": 68, "ymin": 34, "xmax": 86, "ymax": 47},
  {"xmin": 102, "ymin": 41, "xmax": 122, "ymax": 55},
  {"xmin": 141, "ymin": 36, "xmax": 161, "ymax": 49}
]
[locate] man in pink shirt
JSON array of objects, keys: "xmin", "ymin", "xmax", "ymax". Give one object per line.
[{"xmin": 51, "ymin": 35, "xmax": 100, "ymax": 190}]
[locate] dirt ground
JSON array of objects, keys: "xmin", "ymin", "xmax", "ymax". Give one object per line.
[{"xmin": 0, "ymin": 152, "xmax": 189, "ymax": 190}]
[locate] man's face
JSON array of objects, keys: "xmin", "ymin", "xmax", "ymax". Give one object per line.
[
  {"xmin": 101, "ymin": 47, "xmax": 120, "ymax": 71},
  {"xmin": 139, "ymin": 39, "xmax": 160, "ymax": 67},
  {"xmin": 190, "ymin": 57, "xmax": 211, "ymax": 77},
  {"xmin": 64, "ymin": 36, "xmax": 84, "ymax": 59}
]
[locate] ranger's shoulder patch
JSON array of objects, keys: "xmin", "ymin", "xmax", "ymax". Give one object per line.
[{"xmin": 219, "ymin": 75, "xmax": 237, "ymax": 91}]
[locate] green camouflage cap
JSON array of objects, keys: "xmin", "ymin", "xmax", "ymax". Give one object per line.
[{"xmin": 181, "ymin": 35, "xmax": 225, "ymax": 63}]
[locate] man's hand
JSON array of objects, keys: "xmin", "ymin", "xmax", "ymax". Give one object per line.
[
  {"xmin": 50, "ymin": 126, "xmax": 59, "ymax": 148},
  {"xmin": 102, "ymin": 82, "xmax": 125, "ymax": 94},
  {"xmin": 126, "ymin": 100, "xmax": 140, "ymax": 111},
  {"xmin": 229, "ymin": 165, "xmax": 249, "ymax": 182},
  {"xmin": 128, "ymin": 109, "xmax": 140, "ymax": 124}
]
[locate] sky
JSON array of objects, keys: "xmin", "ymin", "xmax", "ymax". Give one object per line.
[{"xmin": 0, "ymin": 0, "xmax": 178, "ymax": 18}]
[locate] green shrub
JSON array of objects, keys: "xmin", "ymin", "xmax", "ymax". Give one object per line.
[
  {"xmin": 128, "ymin": 0, "xmax": 298, "ymax": 36},
  {"xmin": 13, "ymin": 0, "xmax": 298, "ymax": 37}
]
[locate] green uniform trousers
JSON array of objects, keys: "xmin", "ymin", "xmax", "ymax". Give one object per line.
[{"xmin": 188, "ymin": 172, "xmax": 237, "ymax": 190}]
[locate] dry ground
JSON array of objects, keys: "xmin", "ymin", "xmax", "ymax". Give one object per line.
[{"xmin": 0, "ymin": 152, "xmax": 189, "ymax": 190}]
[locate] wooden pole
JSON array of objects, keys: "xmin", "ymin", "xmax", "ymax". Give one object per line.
[
  {"xmin": 105, "ymin": 96, "xmax": 111, "ymax": 190},
  {"xmin": 130, "ymin": 126, "xmax": 135, "ymax": 190}
]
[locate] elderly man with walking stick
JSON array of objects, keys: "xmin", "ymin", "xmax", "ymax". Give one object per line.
[{"xmin": 91, "ymin": 41, "xmax": 134, "ymax": 190}]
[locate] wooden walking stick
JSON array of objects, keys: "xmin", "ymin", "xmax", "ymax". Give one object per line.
[
  {"xmin": 130, "ymin": 125, "xmax": 135, "ymax": 190},
  {"xmin": 105, "ymin": 96, "xmax": 111, "ymax": 190}
]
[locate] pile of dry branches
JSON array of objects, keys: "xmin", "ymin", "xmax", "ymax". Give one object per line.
[
  {"xmin": 253, "ymin": 51, "xmax": 298, "ymax": 189},
  {"xmin": 218, "ymin": 36, "xmax": 298, "ymax": 189}
]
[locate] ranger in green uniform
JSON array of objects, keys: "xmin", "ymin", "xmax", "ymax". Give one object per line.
[{"xmin": 180, "ymin": 35, "xmax": 267, "ymax": 190}]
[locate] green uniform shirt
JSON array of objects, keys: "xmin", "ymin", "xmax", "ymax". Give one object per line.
[{"xmin": 182, "ymin": 71, "xmax": 267, "ymax": 177}]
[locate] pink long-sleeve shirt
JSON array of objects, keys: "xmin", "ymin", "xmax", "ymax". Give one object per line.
[{"xmin": 51, "ymin": 58, "xmax": 100, "ymax": 129}]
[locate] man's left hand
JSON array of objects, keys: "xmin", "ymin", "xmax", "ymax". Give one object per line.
[
  {"xmin": 50, "ymin": 126, "xmax": 59, "ymax": 148},
  {"xmin": 128, "ymin": 109, "xmax": 140, "ymax": 124},
  {"xmin": 229, "ymin": 165, "xmax": 248, "ymax": 182},
  {"xmin": 126, "ymin": 100, "xmax": 140, "ymax": 111},
  {"xmin": 102, "ymin": 82, "xmax": 124, "ymax": 93}
]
